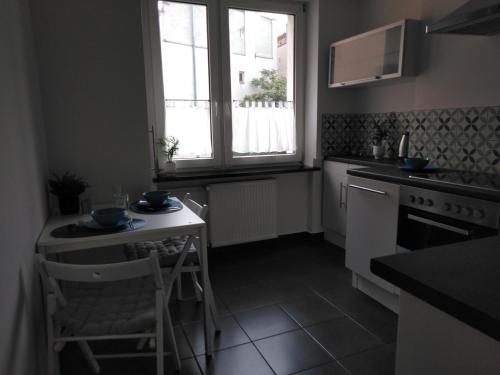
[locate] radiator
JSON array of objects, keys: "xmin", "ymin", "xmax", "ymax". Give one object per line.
[{"xmin": 207, "ymin": 179, "xmax": 277, "ymax": 247}]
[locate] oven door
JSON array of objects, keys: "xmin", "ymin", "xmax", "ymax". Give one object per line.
[{"xmin": 397, "ymin": 205, "xmax": 497, "ymax": 251}]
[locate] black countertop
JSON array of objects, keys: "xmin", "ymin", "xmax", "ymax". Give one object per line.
[
  {"xmin": 347, "ymin": 166, "xmax": 500, "ymax": 202},
  {"xmin": 371, "ymin": 236, "xmax": 500, "ymax": 342},
  {"xmin": 325, "ymin": 155, "xmax": 401, "ymax": 168},
  {"xmin": 153, "ymin": 165, "xmax": 320, "ymax": 183}
]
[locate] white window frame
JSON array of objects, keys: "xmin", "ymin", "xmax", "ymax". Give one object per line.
[
  {"xmin": 141, "ymin": 0, "xmax": 222, "ymax": 170},
  {"xmin": 221, "ymin": 0, "xmax": 305, "ymax": 167},
  {"xmin": 142, "ymin": 0, "xmax": 304, "ymax": 170}
]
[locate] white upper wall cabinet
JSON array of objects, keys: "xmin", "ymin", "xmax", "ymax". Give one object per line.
[{"xmin": 328, "ymin": 20, "xmax": 419, "ymax": 88}]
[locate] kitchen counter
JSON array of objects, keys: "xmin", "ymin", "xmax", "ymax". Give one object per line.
[
  {"xmin": 325, "ymin": 155, "xmax": 400, "ymax": 168},
  {"xmin": 347, "ymin": 166, "xmax": 500, "ymax": 202},
  {"xmin": 371, "ymin": 236, "xmax": 500, "ymax": 342}
]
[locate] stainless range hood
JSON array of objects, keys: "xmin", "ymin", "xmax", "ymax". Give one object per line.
[{"xmin": 426, "ymin": 0, "xmax": 500, "ymax": 35}]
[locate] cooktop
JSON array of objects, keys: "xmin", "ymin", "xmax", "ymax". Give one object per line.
[{"xmin": 408, "ymin": 170, "xmax": 500, "ymax": 192}]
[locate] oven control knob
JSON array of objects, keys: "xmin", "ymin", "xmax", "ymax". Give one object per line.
[
  {"xmin": 426, "ymin": 199, "xmax": 434, "ymax": 207},
  {"xmin": 444, "ymin": 203, "xmax": 451, "ymax": 211},
  {"xmin": 409, "ymin": 195, "xmax": 416, "ymax": 203},
  {"xmin": 418, "ymin": 197, "xmax": 425, "ymax": 205},
  {"xmin": 454, "ymin": 204, "xmax": 462, "ymax": 214},
  {"xmin": 473, "ymin": 209, "xmax": 485, "ymax": 219}
]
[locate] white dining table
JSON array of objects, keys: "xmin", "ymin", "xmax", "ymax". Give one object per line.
[{"xmin": 37, "ymin": 197, "xmax": 215, "ymax": 356}]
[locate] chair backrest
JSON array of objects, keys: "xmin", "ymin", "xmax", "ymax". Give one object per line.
[
  {"xmin": 37, "ymin": 251, "xmax": 163, "ymax": 287},
  {"xmin": 183, "ymin": 193, "xmax": 208, "ymax": 220}
]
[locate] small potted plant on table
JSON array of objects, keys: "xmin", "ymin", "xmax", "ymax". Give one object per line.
[
  {"xmin": 157, "ymin": 136, "xmax": 180, "ymax": 175},
  {"xmin": 49, "ymin": 172, "xmax": 90, "ymax": 214}
]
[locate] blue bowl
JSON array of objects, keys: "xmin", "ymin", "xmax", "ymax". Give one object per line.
[
  {"xmin": 91, "ymin": 207, "xmax": 128, "ymax": 227},
  {"xmin": 142, "ymin": 190, "xmax": 170, "ymax": 207},
  {"xmin": 403, "ymin": 158, "xmax": 430, "ymax": 170}
]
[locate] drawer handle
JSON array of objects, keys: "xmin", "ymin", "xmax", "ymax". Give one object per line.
[{"xmin": 349, "ymin": 184, "xmax": 387, "ymax": 196}]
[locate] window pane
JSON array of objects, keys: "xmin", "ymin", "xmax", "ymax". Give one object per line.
[
  {"xmin": 255, "ymin": 17, "xmax": 273, "ymax": 58},
  {"xmin": 229, "ymin": 9, "xmax": 245, "ymax": 55},
  {"xmin": 158, "ymin": 1, "xmax": 212, "ymax": 159},
  {"xmin": 228, "ymin": 9, "xmax": 295, "ymax": 157}
]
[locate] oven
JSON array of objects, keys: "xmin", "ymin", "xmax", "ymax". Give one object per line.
[{"xmin": 397, "ymin": 186, "xmax": 500, "ymax": 252}]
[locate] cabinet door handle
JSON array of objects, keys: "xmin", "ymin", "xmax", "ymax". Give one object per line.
[
  {"xmin": 343, "ymin": 183, "xmax": 348, "ymax": 211},
  {"xmin": 339, "ymin": 182, "xmax": 344, "ymax": 208},
  {"xmin": 349, "ymin": 184, "xmax": 387, "ymax": 196}
]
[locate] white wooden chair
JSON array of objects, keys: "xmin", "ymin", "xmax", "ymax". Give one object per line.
[
  {"xmin": 124, "ymin": 194, "xmax": 218, "ymax": 321},
  {"xmin": 37, "ymin": 250, "xmax": 182, "ymax": 375}
]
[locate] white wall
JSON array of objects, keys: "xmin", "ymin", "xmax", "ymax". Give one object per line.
[
  {"xmin": 304, "ymin": 0, "xmax": 361, "ymax": 165},
  {"xmin": 0, "ymin": 0, "xmax": 48, "ymax": 373},
  {"xmin": 353, "ymin": 0, "xmax": 500, "ymax": 113},
  {"xmin": 31, "ymin": 0, "xmax": 153, "ymax": 206}
]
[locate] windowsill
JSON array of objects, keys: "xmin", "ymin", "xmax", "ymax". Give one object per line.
[{"xmin": 153, "ymin": 165, "xmax": 320, "ymax": 183}]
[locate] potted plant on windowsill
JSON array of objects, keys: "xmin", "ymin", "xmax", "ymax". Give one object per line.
[
  {"xmin": 157, "ymin": 136, "xmax": 179, "ymax": 175},
  {"xmin": 49, "ymin": 172, "xmax": 90, "ymax": 215},
  {"xmin": 372, "ymin": 123, "xmax": 388, "ymax": 160}
]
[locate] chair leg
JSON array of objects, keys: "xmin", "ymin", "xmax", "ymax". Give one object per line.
[
  {"xmin": 164, "ymin": 308, "xmax": 181, "ymax": 371},
  {"xmin": 156, "ymin": 292, "xmax": 164, "ymax": 375},
  {"xmin": 136, "ymin": 329, "xmax": 151, "ymax": 350},
  {"xmin": 207, "ymin": 281, "xmax": 220, "ymax": 332},
  {"xmin": 176, "ymin": 276, "xmax": 183, "ymax": 301},
  {"xmin": 191, "ymin": 271, "xmax": 202, "ymax": 302},
  {"xmin": 47, "ymin": 295, "xmax": 59, "ymax": 375},
  {"xmin": 47, "ymin": 338, "xmax": 55, "ymax": 375},
  {"xmin": 77, "ymin": 341, "xmax": 101, "ymax": 374}
]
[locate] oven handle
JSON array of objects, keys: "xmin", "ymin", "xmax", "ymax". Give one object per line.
[
  {"xmin": 407, "ymin": 214, "xmax": 471, "ymax": 236},
  {"xmin": 349, "ymin": 184, "xmax": 387, "ymax": 196}
]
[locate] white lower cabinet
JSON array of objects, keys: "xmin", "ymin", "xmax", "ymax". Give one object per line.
[
  {"xmin": 323, "ymin": 161, "xmax": 367, "ymax": 247},
  {"xmin": 345, "ymin": 175, "xmax": 400, "ymax": 293}
]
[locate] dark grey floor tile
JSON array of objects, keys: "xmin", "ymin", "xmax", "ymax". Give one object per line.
[
  {"xmin": 183, "ymin": 316, "xmax": 250, "ymax": 355},
  {"xmin": 339, "ymin": 343, "xmax": 396, "ymax": 375},
  {"xmin": 234, "ymin": 305, "xmax": 300, "ymax": 340},
  {"xmin": 294, "ymin": 362, "xmax": 349, "ymax": 375},
  {"xmin": 196, "ymin": 343, "xmax": 274, "ymax": 375},
  {"xmin": 175, "ymin": 325, "xmax": 195, "ymax": 359},
  {"xmin": 306, "ymin": 317, "xmax": 383, "ymax": 359},
  {"xmin": 167, "ymin": 357, "xmax": 203, "ymax": 375},
  {"xmin": 61, "ymin": 341, "xmax": 182, "ymax": 375},
  {"xmin": 280, "ymin": 293, "xmax": 345, "ymax": 327},
  {"xmin": 254, "ymin": 330, "xmax": 332, "ymax": 375},
  {"xmin": 321, "ymin": 288, "xmax": 398, "ymax": 343},
  {"xmin": 171, "ymin": 297, "xmax": 230, "ymax": 324},
  {"xmin": 218, "ymin": 284, "xmax": 279, "ymax": 313},
  {"xmin": 211, "ymin": 266, "xmax": 267, "ymax": 292}
]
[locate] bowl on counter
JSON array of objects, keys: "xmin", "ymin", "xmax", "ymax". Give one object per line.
[
  {"xmin": 403, "ymin": 158, "xmax": 430, "ymax": 170},
  {"xmin": 91, "ymin": 207, "xmax": 128, "ymax": 226},
  {"xmin": 142, "ymin": 190, "xmax": 170, "ymax": 207}
]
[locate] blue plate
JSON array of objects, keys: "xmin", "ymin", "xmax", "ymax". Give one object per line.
[
  {"xmin": 80, "ymin": 217, "xmax": 132, "ymax": 230},
  {"xmin": 399, "ymin": 164, "xmax": 440, "ymax": 172}
]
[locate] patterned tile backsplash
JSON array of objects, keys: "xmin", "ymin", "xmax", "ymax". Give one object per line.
[{"xmin": 321, "ymin": 106, "xmax": 500, "ymax": 173}]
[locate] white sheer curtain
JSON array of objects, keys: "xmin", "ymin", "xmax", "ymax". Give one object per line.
[
  {"xmin": 164, "ymin": 100, "xmax": 295, "ymax": 158},
  {"xmin": 232, "ymin": 102, "xmax": 296, "ymax": 155},
  {"xmin": 164, "ymin": 100, "xmax": 213, "ymax": 159}
]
